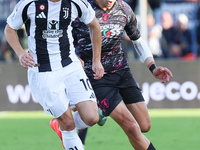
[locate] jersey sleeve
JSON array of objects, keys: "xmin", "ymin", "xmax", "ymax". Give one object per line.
[
  {"xmin": 123, "ymin": 2, "xmax": 141, "ymax": 41},
  {"xmin": 6, "ymin": 0, "xmax": 30, "ymax": 30},
  {"xmin": 72, "ymin": 0, "xmax": 95, "ymax": 25}
]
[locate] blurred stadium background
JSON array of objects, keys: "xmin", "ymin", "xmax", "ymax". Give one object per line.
[{"xmin": 0, "ymin": 0, "xmax": 200, "ymax": 150}]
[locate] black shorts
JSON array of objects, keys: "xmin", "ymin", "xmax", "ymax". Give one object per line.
[{"xmin": 89, "ymin": 68, "xmax": 144, "ymax": 116}]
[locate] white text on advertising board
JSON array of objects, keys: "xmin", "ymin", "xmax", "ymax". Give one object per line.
[{"xmin": 6, "ymin": 81, "xmax": 200, "ymax": 104}]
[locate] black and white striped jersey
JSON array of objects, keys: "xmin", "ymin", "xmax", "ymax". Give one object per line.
[{"xmin": 7, "ymin": 0, "xmax": 95, "ymax": 72}]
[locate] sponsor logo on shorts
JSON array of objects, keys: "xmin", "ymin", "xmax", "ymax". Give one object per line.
[
  {"xmin": 98, "ymin": 98, "xmax": 109, "ymax": 112},
  {"xmin": 90, "ymin": 92, "xmax": 96, "ymax": 98},
  {"xmin": 47, "ymin": 109, "xmax": 53, "ymax": 115}
]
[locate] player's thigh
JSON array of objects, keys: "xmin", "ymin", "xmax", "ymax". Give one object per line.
[
  {"xmin": 89, "ymin": 73, "xmax": 122, "ymax": 116},
  {"xmin": 126, "ymin": 102, "xmax": 151, "ymax": 132},
  {"xmin": 110, "ymin": 101, "xmax": 138, "ymax": 127}
]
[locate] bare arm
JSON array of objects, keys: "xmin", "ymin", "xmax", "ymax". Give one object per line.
[
  {"xmin": 87, "ymin": 17, "xmax": 104, "ymax": 79},
  {"xmin": 132, "ymin": 37, "xmax": 173, "ymax": 83},
  {"xmin": 4, "ymin": 24, "xmax": 35, "ymax": 68}
]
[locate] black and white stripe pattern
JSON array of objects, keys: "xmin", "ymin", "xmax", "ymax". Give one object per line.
[{"xmin": 7, "ymin": 0, "xmax": 95, "ymax": 72}]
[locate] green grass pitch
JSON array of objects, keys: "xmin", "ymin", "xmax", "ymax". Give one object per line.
[{"xmin": 0, "ymin": 109, "xmax": 200, "ymax": 150}]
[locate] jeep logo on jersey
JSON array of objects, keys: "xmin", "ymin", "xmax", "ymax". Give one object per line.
[{"xmin": 42, "ymin": 20, "xmax": 63, "ymax": 39}]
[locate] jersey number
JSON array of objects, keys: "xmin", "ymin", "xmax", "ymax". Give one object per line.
[{"xmin": 80, "ymin": 78, "xmax": 92, "ymax": 91}]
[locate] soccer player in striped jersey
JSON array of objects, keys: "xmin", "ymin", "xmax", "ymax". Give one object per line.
[{"xmin": 4, "ymin": 0, "xmax": 104, "ymax": 149}]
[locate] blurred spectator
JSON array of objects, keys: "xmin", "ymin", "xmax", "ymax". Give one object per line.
[
  {"xmin": 147, "ymin": 13, "xmax": 162, "ymax": 58},
  {"xmin": 0, "ymin": 36, "xmax": 13, "ymax": 63},
  {"xmin": 176, "ymin": 13, "xmax": 194, "ymax": 60},
  {"xmin": 0, "ymin": 26, "xmax": 26, "ymax": 62},
  {"xmin": 160, "ymin": 11, "xmax": 179, "ymax": 58},
  {"xmin": 0, "ymin": 0, "xmax": 20, "ymax": 62},
  {"xmin": 160, "ymin": 11, "xmax": 194, "ymax": 60}
]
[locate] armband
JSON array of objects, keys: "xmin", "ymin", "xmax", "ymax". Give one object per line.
[
  {"xmin": 132, "ymin": 37, "xmax": 153, "ymax": 62},
  {"xmin": 149, "ymin": 64, "xmax": 156, "ymax": 73}
]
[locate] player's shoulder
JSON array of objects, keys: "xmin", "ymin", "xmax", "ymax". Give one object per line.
[
  {"xmin": 117, "ymin": 0, "xmax": 132, "ymax": 11},
  {"xmin": 116, "ymin": 0, "xmax": 135, "ymax": 16},
  {"xmin": 117, "ymin": 0, "xmax": 129, "ymax": 7}
]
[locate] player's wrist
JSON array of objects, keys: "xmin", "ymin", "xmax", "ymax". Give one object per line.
[{"xmin": 149, "ymin": 64, "xmax": 156, "ymax": 73}]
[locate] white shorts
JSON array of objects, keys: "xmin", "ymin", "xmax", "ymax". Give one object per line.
[{"xmin": 28, "ymin": 61, "xmax": 96, "ymax": 118}]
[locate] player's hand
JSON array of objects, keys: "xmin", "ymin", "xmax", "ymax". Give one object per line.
[
  {"xmin": 92, "ymin": 61, "xmax": 104, "ymax": 80},
  {"xmin": 18, "ymin": 52, "xmax": 35, "ymax": 69},
  {"xmin": 153, "ymin": 66, "xmax": 173, "ymax": 83}
]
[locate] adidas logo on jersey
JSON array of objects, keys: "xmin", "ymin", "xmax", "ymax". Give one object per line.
[
  {"xmin": 36, "ymin": 12, "xmax": 46, "ymax": 18},
  {"xmin": 90, "ymin": 92, "xmax": 96, "ymax": 99}
]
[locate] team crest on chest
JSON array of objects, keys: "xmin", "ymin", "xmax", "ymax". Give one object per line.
[
  {"xmin": 102, "ymin": 14, "xmax": 109, "ymax": 23},
  {"xmin": 63, "ymin": 7, "xmax": 69, "ymax": 19}
]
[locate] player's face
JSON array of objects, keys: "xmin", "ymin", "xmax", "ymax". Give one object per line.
[{"xmin": 100, "ymin": 0, "xmax": 116, "ymax": 10}]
